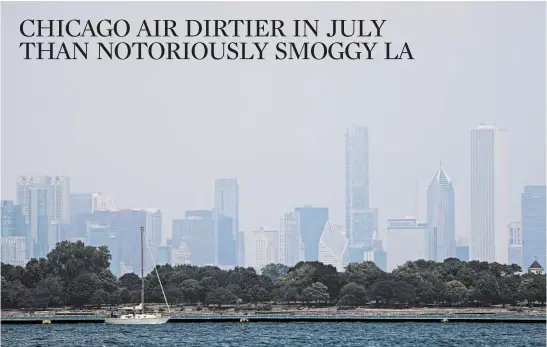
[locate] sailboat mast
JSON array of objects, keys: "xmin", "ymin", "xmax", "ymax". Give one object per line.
[{"xmin": 141, "ymin": 226, "xmax": 145, "ymax": 314}]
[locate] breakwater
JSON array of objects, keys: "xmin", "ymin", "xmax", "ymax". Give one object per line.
[{"xmin": 1, "ymin": 314, "xmax": 545, "ymax": 324}]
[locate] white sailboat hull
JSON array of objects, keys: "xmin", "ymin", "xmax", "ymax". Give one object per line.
[{"xmin": 105, "ymin": 314, "xmax": 169, "ymax": 325}]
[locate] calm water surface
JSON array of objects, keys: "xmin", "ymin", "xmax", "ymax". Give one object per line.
[{"xmin": 2, "ymin": 323, "xmax": 545, "ymax": 346}]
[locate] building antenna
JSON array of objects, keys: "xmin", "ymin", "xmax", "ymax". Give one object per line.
[{"xmin": 415, "ymin": 180, "xmax": 419, "ymax": 220}]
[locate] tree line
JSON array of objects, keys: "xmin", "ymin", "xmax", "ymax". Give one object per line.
[{"xmin": 1, "ymin": 241, "xmax": 545, "ymax": 310}]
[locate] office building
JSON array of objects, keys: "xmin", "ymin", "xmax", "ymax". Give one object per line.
[
  {"xmin": 1, "ymin": 200, "xmax": 25, "ymax": 237},
  {"xmin": 278, "ymin": 212, "xmax": 300, "ymax": 267},
  {"xmin": 180, "ymin": 210, "xmax": 215, "ymax": 266},
  {"xmin": 214, "ymin": 178, "xmax": 240, "ymax": 265},
  {"xmin": 508, "ymin": 221, "xmax": 522, "ymax": 268},
  {"xmin": 214, "ymin": 209, "xmax": 235, "ymax": 266},
  {"xmin": 318, "ymin": 221, "xmax": 349, "ymax": 272},
  {"xmin": 295, "ymin": 206, "xmax": 328, "ymax": 261},
  {"xmin": 427, "ymin": 165, "xmax": 455, "ymax": 261},
  {"xmin": 91, "ymin": 192, "xmax": 116, "ymax": 211},
  {"xmin": 470, "ymin": 124, "xmax": 509, "ymax": 263},
  {"xmin": 521, "ymin": 186, "xmax": 546, "ymax": 269},
  {"xmin": 1, "ymin": 236, "xmax": 27, "ymax": 266},
  {"xmin": 70, "ymin": 193, "xmax": 93, "ymax": 220},
  {"xmin": 50, "ymin": 176, "xmax": 71, "ymax": 224},
  {"xmin": 386, "ymin": 217, "xmax": 428, "ymax": 272},
  {"xmin": 253, "ymin": 227, "xmax": 279, "ymax": 271},
  {"xmin": 345, "ymin": 126, "xmax": 371, "ymax": 245},
  {"xmin": 87, "ymin": 223, "xmax": 110, "ymax": 247}
]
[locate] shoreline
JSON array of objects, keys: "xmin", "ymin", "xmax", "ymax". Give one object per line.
[{"xmin": 2, "ymin": 306, "xmax": 546, "ymax": 318}]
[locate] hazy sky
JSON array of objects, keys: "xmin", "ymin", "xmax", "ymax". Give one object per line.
[{"xmin": 2, "ymin": 2, "xmax": 545, "ymax": 252}]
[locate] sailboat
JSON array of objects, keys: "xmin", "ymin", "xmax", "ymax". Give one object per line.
[{"xmin": 105, "ymin": 226, "xmax": 170, "ymax": 325}]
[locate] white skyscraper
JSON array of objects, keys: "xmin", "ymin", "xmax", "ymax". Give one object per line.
[
  {"xmin": 253, "ymin": 227, "xmax": 278, "ymax": 271},
  {"xmin": 318, "ymin": 221, "xmax": 349, "ymax": 272},
  {"xmin": 426, "ymin": 165, "xmax": 455, "ymax": 261},
  {"xmin": 50, "ymin": 176, "xmax": 71, "ymax": 224},
  {"xmin": 345, "ymin": 126, "xmax": 371, "ymax": 247},
  {"xmin": 214, "ymin": 178, "xmax": 241, "ymax": 265},
  {"xmin": 470, "ymin": 124, "xmax": 509, "ymax": 264}
]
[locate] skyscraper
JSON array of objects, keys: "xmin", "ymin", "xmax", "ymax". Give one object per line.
[
  {"xmin": 213, "ymin": 208, "xmax": 235, "ymax": 266},
  {"xmin": 295, "ymin": 206, "xmax": 328, "ymax": 261},
  {"xmin": 386, "ymin": 218, "xmax": 428, "ymax": 272},
  {"xmin": 70, "ymin": 193, "xmax": 93, "ymax": 219},
  {"xmin": 470, "ymin": 124, "xmax": 509, "ymax": 263},
  {"xmin": 50, "ymin": 176, "xmax": 71, "ymax": 224},
  {"xmin": 508, "ymin": 221, "xmax": 522, "ymax": 268},
  {"xmin": 345, "ymin": 126, "xmax": 371, "ymax": 246},
  {"xmin": 318, "ymin": 221, "xmax": 349, "ymax": 272},
  {"xmin": 278, "ymin": 212, "xmax": 300, "ymax": 267},
  {"xmin": 521, "ymin": 186, "xmax": 546, "ymax": 269},
  {"xmin": 426, "ymin": 165, "xmax": 455, "ymax": 261},
  {"xmin": 253, "ymin": 227, "xmax": 279, "ymax": 271},
  {"xmin": 214, "ymin": 178, "xmax": 240, "ymax": 265},
  {"xmin": 1, "ymin": 200, "xmax": 25, "ymax": 237}
]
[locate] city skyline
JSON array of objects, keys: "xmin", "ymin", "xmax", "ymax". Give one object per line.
[{"xmin": 3, "ymin": 123, "xmax": 543, "ymax": 245}]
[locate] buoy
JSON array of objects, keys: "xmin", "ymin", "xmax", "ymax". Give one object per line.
[
  {"xmin": 239, "ymin": 318, "xmax": 249, "ymax": 323},
  {"xmin": 42, "ymin": 320, "xmax": 51, "ymax": 324},
  {"xmin": 441, "ymin": 318, "xmax": 449, "ymax": 323}
]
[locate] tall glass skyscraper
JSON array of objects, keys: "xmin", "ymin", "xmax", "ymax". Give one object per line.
[
  {"xmin": 345, "ymin": 126, "xmax": 371, "ymax": 247},
  {"xmin": 470, "ymin": 124, "xmax": 509, "ymax": 264},
  {"xmin": 214, "ymin": 178, "xmax": 240, "ymax": 265},
  {"xmin": 427, "ymin": 166, "xmax": 455, "ymax": 261},
  {"xmin": 521, "ymin": 186, "xmax": 546, "ymax": 269}
]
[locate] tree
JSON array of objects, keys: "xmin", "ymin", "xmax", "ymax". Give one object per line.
[
  {"xmin": 261, "ymin": 264, "xmax": 289, "ymax": 283},
  {"xmin": 339, "ymin": 282, "xmax": 367, "ymax": 306},
  {"xmin": 67, "ymin": 273, "xmax": 101, "ymax": 308},
  {"xmin": 46, "ymin": 241, "xmax": 111, "ymax": 283},
  {"xmin": 338, "ymin": 294, "xmax": 357, "ymax": 308},
  {"xmin": 443, "ymin": 280, "xmax": 468, "ymax": 307},
  {"xmin": 206, "ymin": 287, "xmax": 235, "ymax": 308},
  {"xmin": 90, "ymin": 289, "xmax": 109, "ymax": 308},
  {"xmin": 302, "ymin": 282, "xmax": 330, "ymax": 304},
  {"xmin": 179, "ymin": 279, "xmax": 203, "ymax": 304}
]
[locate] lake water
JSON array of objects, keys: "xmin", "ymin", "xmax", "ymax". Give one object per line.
[{"xmin": 2, "ymin": 322, "xmax": 545, "ymax": 346}]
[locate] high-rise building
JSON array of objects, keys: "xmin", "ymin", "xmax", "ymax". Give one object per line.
[
  {"xmin": 295, "ymin": 206, "xmax": 328, "ymax": 261},
  {"xmin": 508, "ymin": 221, "xmax": 522, "ymax": 268},
  {"xmin": 180, "ymin": 210, "xmax": 215, "ymax": 266},
  {"xmin": 455, "ymin": 237, "xmax": 469, "ymax": 262},
  {"xmin": 214, "ymin": 178, "xmax": 240, "ymax": 265},
  {"xmin": 1, "ymin": 200, "xmax": 25, "ymax": 237},
  {"xmin": 470, "ymin": 124, "xmax": 509, "ymax": 263},
  {"xmin": 70, "ymin": 193, "xmax": 93, "ymax": 219},
  {"xmin": 214, "ymin": 208, "xmax": 235, "ymax": 266},
  {"xmin": 17, "ymin": 176, "xmax": 71, "ymax": 258},
  {"xmin": 50, "ymin": 176, "xmax": 71, "ymax": 224},
  {"xmin": 1, "ymin": 236, "xmax": 27, "ymax": 266},
  {"xmin": 521, "ymin": 186, "xmax": 546, "ymax": 269},
  {"xmin": 109, "ymin": 209, "xmax": 153, "ymax": 274},
  {"xmin": 87, "ymin": 223, "xmax": 110, "ymax": 247},
  {"xmin": 253, "ymin": 227, "xmax": 279, "ymax": 271},
  {"xmin": 91, "ymin": 192, "xmax": 116, "ymax": 212},
  {"xmin": 386, "ymin": 218, "xmax": 428, "ymax": 272},
  {"xmin": 171, "ymin": 219, "xmax": 186, "ymax": 249},
  {"xmin": 318, "ymin": 221, "xmax": 349, "ymax": 272},
  {"xmin": 426, "ymin": 165, "xmax": 455, "ymax": 261},
  {"xmin": 278, "ymin": 212, "xmax": 300, "ymax": 267},
  {"xmin": 345, "ymin": 126, "xmax": 371, "ymax": 246}
]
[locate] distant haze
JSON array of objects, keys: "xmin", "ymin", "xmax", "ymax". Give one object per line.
[{"xmin": 1, "ymin": 2, "xmax": 545, "ymax": 245}]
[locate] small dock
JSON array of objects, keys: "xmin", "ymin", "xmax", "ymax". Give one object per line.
[{"xmin": 1, "ymin": 314, "xmax": 545, "ymax": 325}]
